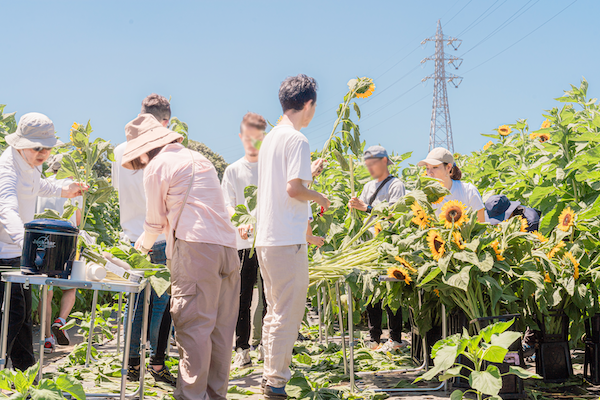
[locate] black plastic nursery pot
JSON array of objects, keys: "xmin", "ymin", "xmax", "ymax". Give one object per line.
[
  {"xmin": 21, "ymin": 219, "xmax": 78, "ymax": 278},
  {"xmin": 411, "ymin": 324, "xmax": 442, "ymax": 366},
  {"xmin": 584, "ymin": 314, "xmax": 600, "ymax": 384},
  {"xmin": 453, "ymin": 314, "xmax": 526, "ymax": 399},
  {"xmin": 535, "ymin": 311, "xmax": 572, "ymax": 383}
]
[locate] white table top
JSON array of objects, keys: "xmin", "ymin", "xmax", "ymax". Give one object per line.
[{"xmin": 1, "ymin": 271, "xmax": 147, "ymax": 294}]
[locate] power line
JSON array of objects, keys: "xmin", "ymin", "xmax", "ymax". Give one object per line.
[
  {"xmin": 444, "ymin": 0, "xmax": 473, "ymax": 26},
  {"xmin": 462, "ymin": 0, "xmax": 578, "ymax": 75},
  {"xmin": 456, "ymin": 0, "xmax": 507, "ymax": 37},
  {"xmin": 364, "ymin": 92, "xmax": 433, "ymax": 132}
]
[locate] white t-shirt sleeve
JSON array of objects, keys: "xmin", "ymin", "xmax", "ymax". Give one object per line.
[
  {"xmin": 388, "ymin": 179, "xmax": 406, "ymax": 205},
  {"xmin": 285, "ymin": 136, "xmax": 312, "ymax": 184},
  {"xmin": 466, "ymin": 183, "xmax": 484, "ymax": 211},
  {"xmin": 111, "ymin": 160, "xmax": 119, "ymax": 190},
  {"xmin": 220, "ymin": 167, "xmax": 237, "ymax": 209}
]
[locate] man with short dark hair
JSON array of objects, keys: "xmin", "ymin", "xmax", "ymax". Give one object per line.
[
  {"xmin": 256, "ymin": 74, "xmax": 329, "ymax": 399},
  {"xmin": 349, "ymin": 145, "xmax": 406, "ymax": 353},
  {"xmin": 222, "ymin": 112, "xmax": 267, "ymax": 369},
  {"xmin": 111, "ymin": 93, "xmax": 175, "ymax": 385}
]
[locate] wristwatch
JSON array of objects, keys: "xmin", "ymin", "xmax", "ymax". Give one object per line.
[
  {"xmin": 366, "ymin": 205, "xmax": 373, "ymax": 214},
  {"xmin": 139, "ymin": 245, "xmax": 152, "ymax": 255}
]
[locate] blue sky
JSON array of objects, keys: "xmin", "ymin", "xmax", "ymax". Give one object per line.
[{"xmin": 1, "ymin": 0, "xmax": 595, "ymax": 165}]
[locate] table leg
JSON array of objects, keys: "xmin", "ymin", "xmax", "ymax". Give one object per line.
[
  {"xmin": 345, "ymin": 282, "xmax": 355, "ymax": 391},
  {"xmin": 139, "ymin": 288, "xmax": 150, "ymax": 400},
  {"xmin": 38, "ymin": 285, "xmax": 49, "ymax": 382},
  {"xmin": 85, "ymin": 290, "xmax": 98, "ymax": 367},
  {"xmin": 120, "ymin": 292, "xmax": 135, "ymax": 400},
  {"xmin": 117, "ymin": 293, "xmax": 122, "ymax": 354},
  {"xmin": 335, "ymin": 281, "xmax": 347, "ymax": 374},
  {"xmin": 323, "ymin": 287, "xmax": 329, "ymax": 345},
  {"xmin": 0, "ymin": 283, "xmax": 12, "ymax": 370}
]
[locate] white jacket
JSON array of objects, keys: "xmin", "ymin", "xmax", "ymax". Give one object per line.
[{"xmin": 0, "ymin": 147, "xmax": 62, "ymax": 259}]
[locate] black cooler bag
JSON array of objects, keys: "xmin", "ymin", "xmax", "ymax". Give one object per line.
[{"xmin": 21, "ymin": 219, "xmax": 79, "ymax": 278}]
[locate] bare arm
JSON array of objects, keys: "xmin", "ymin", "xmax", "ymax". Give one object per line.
[
  {"xmin": 287, "ymin": 179, "xmax": 330, "ymax": 210},
  {"xmin": 477, "ymin": 208, "xmax": 485, "ymax": 223}
]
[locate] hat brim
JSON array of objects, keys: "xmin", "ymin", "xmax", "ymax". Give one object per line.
[
  {"xmin": 486, "ymin": 200, "xmax": 521, "ymax": 225},
  {"xmin": 417, "ymin": 158, "xmax": 444, "ymax": 167},
  {"xmin": 5, "ymin": 132, "xmax": 62, "ymax": 149},
  {"xmin": 121, "ymin": 128, "xmax": 183, "ymax": 170},
  {"xmin": 365, "ymin": 156, "xmax": 393, "ymax": 166}
]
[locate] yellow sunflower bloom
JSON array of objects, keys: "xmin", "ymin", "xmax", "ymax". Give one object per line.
[
  {"xmin": 563, "ymin": 251, "xmax": 580, "ymax": 279},
  {"xmin": 541, "ymin": 119, "xmax": 551, "ymax": 129},
  {"xmin": 491, "ymin": 240, "xmax": 505, "ymax": 261},
  {"xmin": 276, "ymin": 115, "xmax": 283, "ymax": 124},
  {"xmin": 356, "ymin": 84, "xmax": 375, "ymax": 99},
  {"xmin": 498, "ymin": 125, "xmax": 512, "ymax": 136},
  {"xmin": 517, "ymin": 216, "xmax": 528, "ymax": 232},
  {"xmin": 432, "ymin": 196, "xmax": 445, "ymax": 205},
  {"xmin": 452, "ymin": 232, "xmax": 466, "ymax": 250},
  {"xmin": 387, "ymin": 266, "xmax": 412, "ymax": 285},
  {"xmin": 410, "ymin": 203, "xmax": 430, "ymax": 229},
  {"xmin": 547, "ymin": 241, "xmax": 566, "ymax": 259},
  {"xmin": 374, "ymin": 222, "xmax": 382, "ymax": 235},
  {"xmin": 434, "ymin": 289, "xmax": 440, "ymax": 297},
  {"xmin": 532, "ymin": 231, "xmax": 548, "ymax": 243},
  {"xmin": 71, "ymin": 122, "xmax": 80, "ymax": 130},
  {"xmin": 427, "ymin": 230, "xmax": 446, "ymax": 261},
  {"xmin": 394, "ymin": 256, "xmax": 417, "ymax": 273},
  {"xmin": 483, "ymin": 141, "xmax": 493, "ymax": 151},
  {"xmin": 439, "ymin": 200, "xmax": 468, "ymax": 228},
  {"xmin": 537, "ymin": 133, "xmax": 550, "ymax": 143},
  {"xmin": 557, "ymin": 207, "xmax": 575, "ymax": 232},
  {"xmin": 544, "ymin": 272, "xmax": 552, "ymax": 283}
]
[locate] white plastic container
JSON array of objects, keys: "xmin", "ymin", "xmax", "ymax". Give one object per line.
[
  {"xmin": 86, "ymin": 262, "xmax": 107, "ymax": 281},
  {"xmin": 70, "ymin": 260, "xmax": 87, "ymax": 281}
]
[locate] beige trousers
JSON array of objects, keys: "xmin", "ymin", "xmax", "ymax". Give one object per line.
[
  {"xmin": 257, "ymin": 245, "xmax": 309, "ymax": 388},
  {"xmin": 171, "ymin": 240, "xmax": 240, "ymax": 400}
]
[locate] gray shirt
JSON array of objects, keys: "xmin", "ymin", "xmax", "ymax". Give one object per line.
[{"xmin": 359, "ymin": 176, "xmax": 406, "ymax": 208}]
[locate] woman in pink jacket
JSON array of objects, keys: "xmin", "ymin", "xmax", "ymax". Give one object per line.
[{"xmin": 121, "ymin": 113, "xmax": 239, "ymax": 400}]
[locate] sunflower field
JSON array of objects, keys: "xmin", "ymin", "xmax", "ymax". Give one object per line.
[{"xmin": 307, "ymin": 78, "xmax": 600, "ymax": 386}]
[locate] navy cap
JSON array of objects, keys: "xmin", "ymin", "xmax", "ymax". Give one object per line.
[
  {"xmin": 364, "ymin": 145, "xmax": 393, "ymax": 166},
  {"xmin": 485, "ymin": 195, "xmax": 521, "ymax": 225},
  {"xmin": 522, "ymin": 207, "xmax": 541, "ymax": 232}
]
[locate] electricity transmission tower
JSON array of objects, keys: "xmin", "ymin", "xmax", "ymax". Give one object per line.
[{"xmin": 422, "ymin": 19, "xmax": 463, "ymax": 153}]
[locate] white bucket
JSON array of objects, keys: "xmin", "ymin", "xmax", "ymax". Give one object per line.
[{"xmin": 70, "ymin": 260, "xmax": 87, "ymax": 281}]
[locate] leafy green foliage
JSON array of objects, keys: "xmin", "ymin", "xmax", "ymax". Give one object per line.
[{"xmin": 0, "ymin": 363, "xmax": 85, "ymax": 399}]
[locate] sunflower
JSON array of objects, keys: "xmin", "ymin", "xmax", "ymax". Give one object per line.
[
  {"xmin": 432, "ymin": 196, "xmax": 445, "ymax": 205},
  {"xmin": 531, "ymin": 231, "xmax": 548, "ymax": 243},
  {"xmin": 563, "ymin": 251, "xmax": 580, "ymax": 279},
  {"xmin": 410, "ymin": 203, "xmax": 430, "ymax": 229},
  {"xmin": 452, "ymin": 232, "xmax": 466, "ymax": 250},
  {"xmin": 544, "ymin": 272, "xmax": 552, "ymax": 283},
  {"xmin": 483, "ymin": 141, "xmax": 493, "ymax": 151},
  {"xmin": 491, "ymin": 240, "xmax": 505, "ymax": 261},
  {"xmin": 541, "ymin": 119, "xmax": 551, "ymax": 129},
  {"xmin": 374, "ymin": 222, "xmax": 383, "ymax": 235},
  {"xmin": 547, "ymin": 241, "xmax": 566, "ymax": 259},
  {"xmin": 427, "ymin": 230, "xmax": 446, "ymax": 261},
  {"xmin": 387, "ymin": 266, "xmax": 412, "ymax": 285},
  {"xmin": 394, "ymin": 255, "xmax": 417, "ymax": 273},
  {"xmin": 558, "ymin": 207, "xmax": 575, "ymax": 232},
  {"xmin": 516, "ymin": 216, "xmax": 528, "ymax": 232},
  {"xmin": 276, "ymin": 115, "xmax": 283, "ymax": 125},
  {"xmin": 71, "ymin": 122, "xmax": 80, "ymax": 130},
  {"xmin": 537, "ymin": 133, "xmax": 550, "ymax": 143},
  {"xmin": 434, "ymin": 289, "xmax": 440, "ymax": 297},
  {"xmin": 439, "ymin": 200, "xmax": 468, "ymax": 228},
  {"xmin": 355, "ymin": 83, "xmax": 375, "ymax": 99},
  {"xmin": 498, "ymin": 125, "xmax": 512, "ymax": 136}
]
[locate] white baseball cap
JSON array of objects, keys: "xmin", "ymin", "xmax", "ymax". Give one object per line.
[{"xmin": 417, "ymin": 147, "xmax": 454, "ymax": 167}]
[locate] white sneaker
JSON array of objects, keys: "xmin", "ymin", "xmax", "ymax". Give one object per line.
[
  {"xmin": 233, "ymin": 348, "xmax": 252, "ymax": 369},
  {"xmin": 257, "ymin": 344, "xmax": 264, "ymax": 362},
  {"xmin": 365, "ymin": 341, "xmax": 380, "ymax": 350},
  {"xmin": 376, "ymin": 339, "xmax": 405, "ymax": 353}
]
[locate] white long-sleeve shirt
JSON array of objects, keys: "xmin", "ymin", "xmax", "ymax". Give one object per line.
[{"xmin": 0, "ymin": 147, "xmax": 62, "ymax": 259}]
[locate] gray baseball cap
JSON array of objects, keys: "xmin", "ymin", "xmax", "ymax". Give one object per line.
[{"xmin": 364, "ymin": 145, "xmax": 393, "ymax": 166}]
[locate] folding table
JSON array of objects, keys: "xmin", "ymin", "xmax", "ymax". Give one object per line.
[{"xmin": 0, "ymin": 271, "xmax": 150, "ymax": 400}]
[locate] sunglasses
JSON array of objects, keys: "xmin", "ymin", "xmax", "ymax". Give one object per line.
[{"xmin": 32, "ymin": 147, "xmax": 52, "ymax": 152}]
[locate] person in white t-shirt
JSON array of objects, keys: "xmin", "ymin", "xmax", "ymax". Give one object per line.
[
  {"xmin": 417, "ymin": 147, "xmax": 485, "ymax": 222},
  {"xmin": 221, "ymin": 112, "xmax": 268, "ymax": 369},
  {"xmin": 35, "ymin": 154, "xmax": 83, "ymax": 353},
  {"xmin": 111, "ymin": 94, "xmax": 175, "ymax": 386},
  {"xmin": 256, "ymin": 74, "xmax": 329, "ymax": 399}
]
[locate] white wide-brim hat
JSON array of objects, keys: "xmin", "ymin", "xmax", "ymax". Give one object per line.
[{"xmin": 5, "ymin": 112, "xmax": 63, "ymax": 149}]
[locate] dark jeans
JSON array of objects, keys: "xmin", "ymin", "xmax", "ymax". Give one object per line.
[
  {"xmin": 127, "ymin": 241, "xmax": 170, "ymax": 367},
  {"xmin": 152, "ymin": 303, "xmax": 172, "ymax": 365},
  {"xmin": 235, "ymin": 249, "xmax": 266, "ymax": 350},
  {"xmin": 0, "ymin": 258, "xmax": 35, "ymax": 371},
  {"xmin": 367, "ymin": 301, "xmax": 402, "ymax": 343}
]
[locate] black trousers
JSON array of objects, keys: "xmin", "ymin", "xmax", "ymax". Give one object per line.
[
  {"xmin": 151, "ymin": 304, "xmax": 172, "ymax": 365},
  {"xmin": 366, "ymin": 301, "xmax": 403, "ymax": 343},
  {"xmin": 0, "ymin": 259, "xmax": 35, "ymax": 371},
  {"xmin": 235, "ymin": 249, "xmax": 266, "ymax": 350}
]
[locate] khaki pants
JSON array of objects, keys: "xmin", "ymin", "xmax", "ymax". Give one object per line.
[
  {"xmin": 257, "ymin": 245, "xmax": 309, "ymax": 388},
  {"xmin": 171, "ymin": 240, "xmax": 240, "ymax": 400}
]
